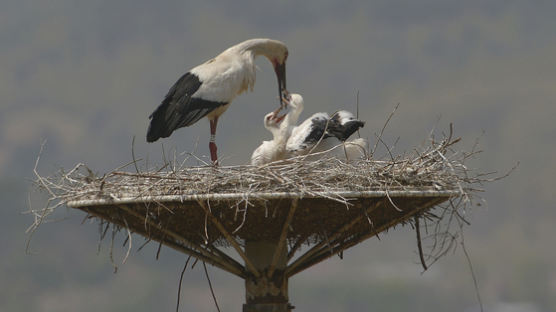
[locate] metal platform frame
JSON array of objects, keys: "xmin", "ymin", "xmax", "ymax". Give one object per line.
[{"xmin": 68, "ymin": 189, "xmax": 458, "ymax": 312}]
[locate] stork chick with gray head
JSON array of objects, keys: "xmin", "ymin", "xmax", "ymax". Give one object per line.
[{"xmin": 284, "ymin": 95, "xmax": 366, "ymax": 159}]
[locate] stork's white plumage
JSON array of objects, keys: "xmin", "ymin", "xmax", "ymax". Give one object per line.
[
  {"xmin": 250, "ymin": 111, "xmax": 288, "ymax": 165},
  {"xmin": 279, "ymin": 93, "xmax": 304, "ymax": 133},
  {"xmin": 147, "ymin": 38, "xmax": 289, "ymax": 164},
  {"xmin": 252, "ymin": 93, "xmax": 367, "ymax": 165},
  {"xmin": 342, "ymin": 137, "xmax": 369, "ymax": 160},
  {"xmin": 284, "ymin": 95, "xmax": 366, "ymax": 159},
  {"xmin": 250, "ymin": 93, "xmax": 303, "ymax": 165}
]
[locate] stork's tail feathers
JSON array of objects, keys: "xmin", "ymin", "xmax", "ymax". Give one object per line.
[
  {"xmin": 146, "ymin": 124, "xmax": 162, "ymax": 143},
  {"xmin": 146, "ymin": 106, "xmax": 172, "ymax": 142}
]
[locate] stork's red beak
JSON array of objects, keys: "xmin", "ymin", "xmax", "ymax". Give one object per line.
[{"xmin": 274, "ymin": 62, "xmax": 287, "ymax": 109}]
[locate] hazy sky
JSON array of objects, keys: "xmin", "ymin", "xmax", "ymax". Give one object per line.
[{"xmin": 2, "ymin": 1, "xmax": 555, "ymax": 311}]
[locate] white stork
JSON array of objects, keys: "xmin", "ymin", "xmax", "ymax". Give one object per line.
[
  {"xmin": 250, "ymin": 110, "xmax": 288, "ymax": 165},
  {"xmin": 147, "ymin": 38, "xmax": 289, "ymax": 164},
  {"xmin": 250, "ymin": 93, "xmax": 303, "ymax": 165},
  {"xmin": 284, "ymin": 94, "xmax": 367, "ymax": 159}
]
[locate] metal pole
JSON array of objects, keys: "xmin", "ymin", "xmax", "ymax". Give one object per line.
[{"xmin": 243, "ymin": 240, "xmax": 293, "ymax": 312}]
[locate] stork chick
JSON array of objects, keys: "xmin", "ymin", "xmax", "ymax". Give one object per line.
[
  {"xmin": 251, "ymin": 110, "xmax": 289, "ymax": 165},
  {"xmin": 285, "ymin": 96, "xmax": 366, "ymax": 159}
]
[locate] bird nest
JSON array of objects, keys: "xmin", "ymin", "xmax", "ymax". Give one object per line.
[{"xmin": 29, "ymin": 126, "xmax": 499, "ymax": 277}]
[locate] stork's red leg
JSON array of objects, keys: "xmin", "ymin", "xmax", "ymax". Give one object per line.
[{"xmin": 209, "ymin": 118, "xmax": 219, "ymax": 165}]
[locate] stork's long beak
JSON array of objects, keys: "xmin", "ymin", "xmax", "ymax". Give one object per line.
[{"xmin": 274, "ymin": 62, "xmax": 287, "ymax": 108}]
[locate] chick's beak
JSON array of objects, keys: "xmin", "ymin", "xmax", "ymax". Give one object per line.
[{"xmin": 274, "ymin": 112, "xmax": 287, "ymax": 124}]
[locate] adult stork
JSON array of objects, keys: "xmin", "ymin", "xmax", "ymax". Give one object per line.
[
  {"xmin": 146, "ymin": 38, "xmax": 289, "ymax": 164},
  {"xmin": 284, "ymin": 94, "xmax": 367, "ymax": 159}
]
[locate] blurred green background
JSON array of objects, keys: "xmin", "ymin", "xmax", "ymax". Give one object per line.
[{"xmin": 2, "ymin": 1, "xmax": 554, "ymax": 311}]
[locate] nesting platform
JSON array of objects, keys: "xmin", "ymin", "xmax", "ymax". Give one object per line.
[
  {"xmin": 68, "ymin": 188, "xmax": 456, "ymax": 311},
  {"xmin": 34, "ymin": 135, "xmax": 478, "ymax": 311},
  {"xmin": 68, "ymin": 189, "xmax": 456, "ymax": 274}
]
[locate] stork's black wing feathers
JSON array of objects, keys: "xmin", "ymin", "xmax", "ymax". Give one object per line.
[
  {"xmin": 146, "ymin": 72, "xmax": 227, "ymax": 142},
  {"xmin": 299, "ymin": 116, "xmax": 332, "ymax": 147}
]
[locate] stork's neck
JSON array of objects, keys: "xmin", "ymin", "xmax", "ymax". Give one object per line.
[
  {"xmin": 289, "ymin": 101, "xmax": 304, "ymax": 125},
  {"xmin": 264, "ymin": 126, "xmax": 285, "ymax": 146},
  {"xmin": 233, "ymin": 38, "xmax": 273, "ymax": 52},
  {"xmin": 268, "ymin": 127, "xmax": 282, "ymax": 141},
  {"xmin": 233, "ymin": 39, "xmax": 267, "ymax": 51},
  {"xmin": 227, "ymin": 38, "xmax": 286, "ymax": 61},
  {"xmin": 281, "ymin": 100, "xmax": 304, "ymax": 136}
]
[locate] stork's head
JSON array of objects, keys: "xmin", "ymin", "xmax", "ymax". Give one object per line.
[
  {"xmin": 328, "ymin": 110, "xmax": 366, "ymax": 142},
  {"xmin": 264, "ymin": 110, "xmax": 286, "ymax": 137},
  {"xmin": 287, "ymin": 93, "xmax": 303, "ymax": 111},
  {"xmin": 263, "ymin": 111, "xmax": 287, "ymax": 132},
  {"xmin": 331, "ymin": 111, "xmax": 365, "ymax": 127}
]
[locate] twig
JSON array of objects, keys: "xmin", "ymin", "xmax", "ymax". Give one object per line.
[
  {"xmin": 197, "ymin": 200, "xmax": 260, "ymax": 278},
  {"xmin": 356, "ymin": 90, "xmax": 361, "ymax": 138},
  {"xmin": 132, "ymin": 136, "xmax": 140, "ymax": 174},
  {"xmin": 203, "ymin": 261, "xmax": 222, "ymax": 312},
  {"xmin": 26, "ymin": 140, "xmax": 49, "ymax": 253},
  {"xmin": 121, "ymin": 216, "xmax": 133, "ymax": 264},
  {"xmin": 176, "ymin": 256, "xmax": 192, "ymax": 312},
  {"xmin": 461, "ymin": 235, "xmax": 483, "ymax": 312},
  {"xmin": 110, "ymin": 223, "xmax": 118, "ymax": 273},
  {"xmin": 414, "ymin": 215, "xmax": 428, "ymax": 271},
  {"xmin": 371, "ymin": 103, "xmax": 399, "ymax": 157},
  {"xmin": 385, "ymin": 188, "xmax": 402, "ymax": 212}
]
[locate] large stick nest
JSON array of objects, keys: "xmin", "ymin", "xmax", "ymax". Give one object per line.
[
  {"xmin": 37, "ymin": 128, "xmax": 469, "ymax": 205},
  {"xmin": 28, "ymin": 126, "xmax": 503, "ymax": 273}
]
